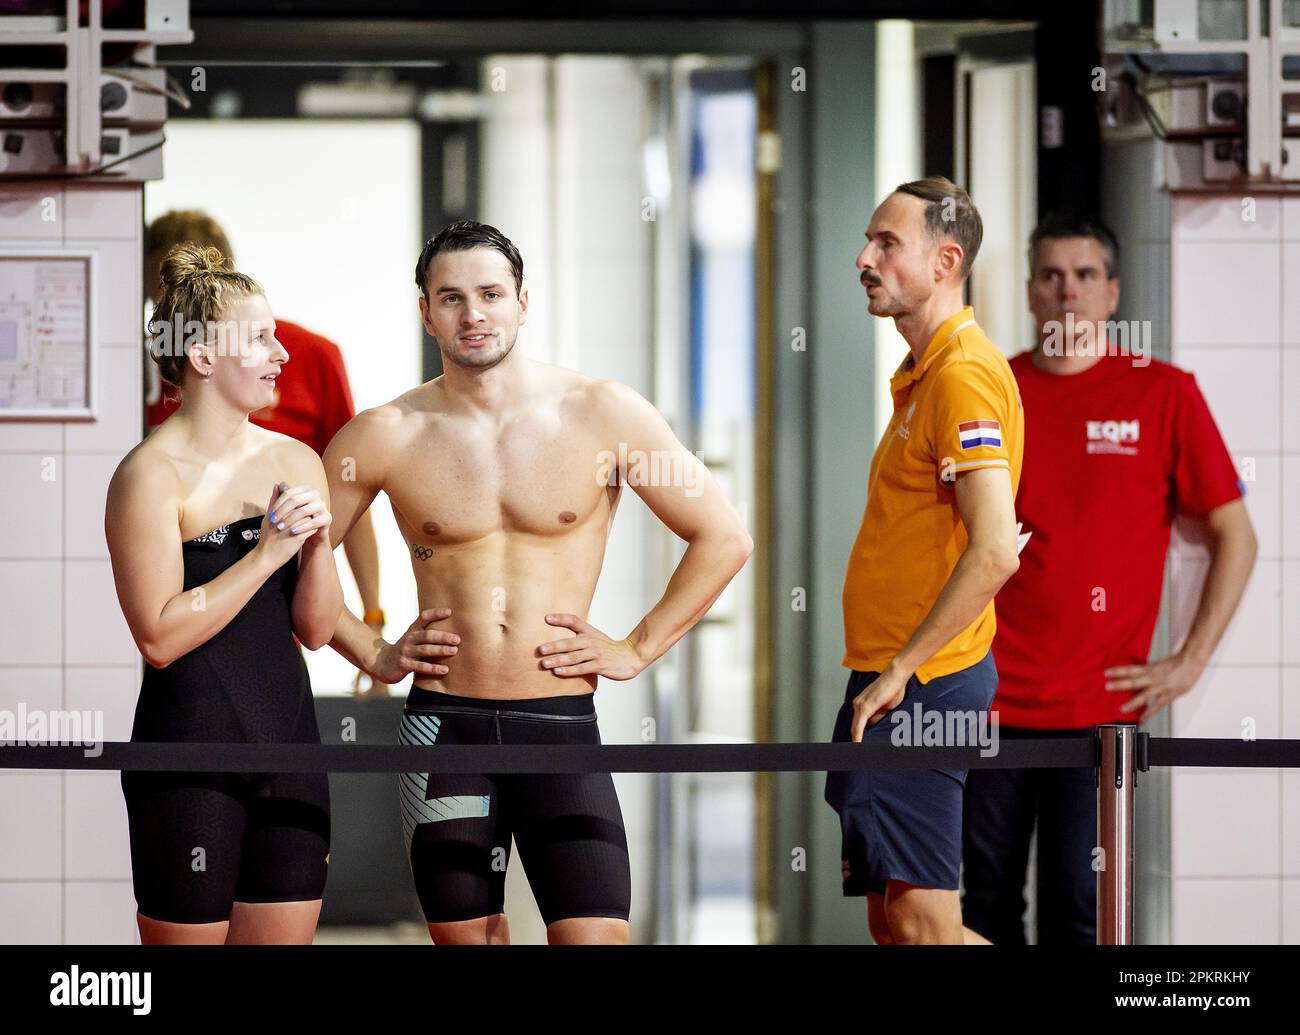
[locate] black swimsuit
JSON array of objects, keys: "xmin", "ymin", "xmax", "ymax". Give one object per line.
[
  {"xmin": 399, "ymin": 687, "xmax": 630, "ymax": 926},
  {"xmin": 120, "ymin": 514, "xmax": 330, "ymax": 925}
]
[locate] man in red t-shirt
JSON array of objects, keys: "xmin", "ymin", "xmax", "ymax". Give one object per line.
[
  {"xmin": 961, "ymin": 214, "xmax": 1258, "ymax": 944},
  {"xmin": 142, "ymin": 211, "xmax": 386, "ymax": 695}
]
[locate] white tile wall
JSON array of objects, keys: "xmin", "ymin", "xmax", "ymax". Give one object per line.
[
  {"xmin": 0, "ymin": 882, "xmax": 62, "ymax": 944},
  {"xmin": 67, "ymin": 238, "xmax": 141, "ymax": 348},
  {"xmin": 1172, "ymin": 245, "xmax": 1279, "ymax": 347},
  {"xmin": 65, "ymin": 345, "xmax": 141, "ymax": 455},
  {"xmin": 0, "ymin": 773, "xmax": 63, "ymax": 879},
  {"xmin": 1289, "ymin": 663, "xmax": 1300, "ymax": 878},
  {"xmin": 1176, "ymin": 194, "xmax": 1281, "ymax": 239},
  {"xmin": 65, "ymin": 666, "xmax": 137, "ymax": 742},
  {"xmin": 1171, "ymin": 769, "xmax": 1280, "ymax": 876},
  {"xmin": 1171, "ymin": 559, "xmax": 1281, "ymax": 668},
  {"xmin": 0, "ymin": 186, "xmax": 64, "ymax": 240},
  {"xmin": 1178, "ymin": 348, "xmax": 1281, "ymax": 454},
  {"xmin": 63, "ymin": 561, "xmax": 137, "ymax": 666},
  {"xmin": 0, "ymin": 422, "xmax": 62, "ymax": 453},
  {"xmin": 65, "ymin": 881, "xmax": 137, "ymax": 944},
  {"xmin": 1284, "ymin": 769, "xmax": 1300, "ymax": 877},
  {"xmin": 1282, "ymin": 243, "xmax": 1300, "ymax": 346},
  {"xmin": 1283, "ymin": 457, "xmax": 1300, "ymax": 560},
  {"xmin": 1170, "ymin": 194, "xmax": 1293, "ymax": 942},
  {"xmin": 1221, "ymin": 560, "xmax": 1282, "ymax": 667},
  {"xmin": 0, "ymin": 454, "xmax": 62, "ymax": 559},
  {"xmin": 63, "ymin": 453, "xmax": 119, "ymax": 560},
  {"xmin": 1170, "ymin": 665, "xmax": 1279, "ymax": 740},
  {"xmin": 1173, "ymin": 878, "xmax": 1280, "ymax": 943},
  {"xmin": 0, "ymin": 184, "xmax": 143, "ymax": 944},
  {"xmin": 1283, "ymin": 352, "xmax": 1300, "ymax": 447},
  {"xmin": 0, "ymin": 561, "xmax": 63, "ymax": 666},
  {"xmin": 1279, "ymin": 196, "xmax": 1300, "ymax": 239},
  {"xmin": 1, "ymin": 667, "xmax": 62, "ymax": 720},
  {"xmin": 1282, "ymin": 666, "xmax": 1300, "ymax": 740},
  {"xmin": 65, "ymin": 771, "xmax": 131, "ymax": 881},
  {"xmin": 1283, "ymin": 561, "xmax": 1300, "ymax": 667},
  {"xmin": 62, "ymin": 186, "xmax": 139, "ymax": 240},
  {"xmin": 1283, "ymin": 879, "xmax": 1300, "ymax": 941}
]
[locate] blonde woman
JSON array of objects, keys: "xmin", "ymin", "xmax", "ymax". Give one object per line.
[{"xmin": 106, "ymin": 244, "xmax": 342, "ymax": 944}]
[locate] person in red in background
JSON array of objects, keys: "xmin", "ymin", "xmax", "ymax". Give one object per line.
[
  {"xmin": 960, "ymin": 214, "xmax": 1259, "ymax": 944},
  {"xmin": 143, "ymin": 210, "xmax": 388, "ymax": 697}
]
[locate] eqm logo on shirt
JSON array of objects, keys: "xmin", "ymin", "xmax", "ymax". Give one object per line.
[{"xmin": 1086, "ymin": 419, "xmax": 1140, "ymax": 456}]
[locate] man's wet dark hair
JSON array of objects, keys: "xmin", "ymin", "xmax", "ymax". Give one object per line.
[
  {"xmin": 414, "ymin": 220, "xmax": 524, "ymax": 301},
  {"xmin": 1028, "ymin": 213, "xmax": 1120, "ymax": 279}
]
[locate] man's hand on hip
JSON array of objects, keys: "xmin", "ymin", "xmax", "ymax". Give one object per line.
[
  {"xmin": 537, "ymin": 613, "xmax": 646, "ymax": 681},
  {"xmin": 372, "ymin": 607, "xmax": 460, "ymax": 684},
  {"xmin": 1105, "ymin": 652, "xmax": 1205, "ymax": 723}
]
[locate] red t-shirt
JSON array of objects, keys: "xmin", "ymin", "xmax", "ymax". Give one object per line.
[
  {"xmin": 147, "ymin": 318, "xmax": 356, "ymax": 455},
  {"xmin": 991, "ymin": 350, "xmax": 1242, "ymax": 729}
]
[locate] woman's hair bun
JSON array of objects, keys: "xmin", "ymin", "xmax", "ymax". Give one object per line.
[
  {"xmin": 158, "ymin": 243, "xmax": 231, "ymax": 290},
  {"xmin": 148, "ymin": 243, "xmax": 262, "ymax": 397}
]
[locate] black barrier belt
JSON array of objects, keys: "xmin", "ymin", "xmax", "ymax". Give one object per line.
[
  {"xmin": 1, "ymin": 739, "xmax": 1092, "ymax": 773},
  {"xmin": 1, "ymin": 737, "xmax": 1297, "ymax": 774},
  {"xmin": 1146, "ymin": 737, "xmax": 1300, "ymax": 769}
]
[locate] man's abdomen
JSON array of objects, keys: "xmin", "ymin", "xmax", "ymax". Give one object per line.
[{"xmin": 408, "ymin": 533, "xmax": 605, "ymax": 698}]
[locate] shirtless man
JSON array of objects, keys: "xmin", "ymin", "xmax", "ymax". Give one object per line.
[{"xmin": 324, "ymin": 220, "xmax": 753, "ymax": 945}]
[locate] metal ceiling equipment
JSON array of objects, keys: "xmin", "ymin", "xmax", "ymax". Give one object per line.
[
  {"xmin": 0, "ymin": 0, "xmax": 192, "ymax": 181},
  {"xmin": 1101, "ymin": 0, "xmax": 1300, "ymax": 187}
]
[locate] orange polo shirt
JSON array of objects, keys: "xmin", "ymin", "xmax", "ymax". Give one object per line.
[{"xmin": 842, "ymin": 306, "xmax": 1023, "ymax": 682}]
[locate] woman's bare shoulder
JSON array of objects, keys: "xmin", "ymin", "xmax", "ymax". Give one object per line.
[
  {"xmin": 111, "ymin": 433, "xmax": 182, "ymax": 491},
  {"xmin": 248, "ymin": 425, "xmax": 327, "ymax": 485},
  {"xmin": 106, "ymin": 435, "xmax": 183, "ymax": 530}
]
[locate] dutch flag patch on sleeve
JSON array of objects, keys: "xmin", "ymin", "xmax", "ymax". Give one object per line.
[{"xmin": 957, "ymin": 419, "xmax": 1002, "ymax": 449}]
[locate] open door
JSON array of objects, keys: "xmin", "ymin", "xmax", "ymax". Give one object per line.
[{"xmin": 955, "ymin": 27, "xmax": 1038, "ymax": 356}]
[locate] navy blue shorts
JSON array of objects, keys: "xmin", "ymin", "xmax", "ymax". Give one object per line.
[{"xmin": 824, "ymin": 650, "xmax": 998, "ymax": 896}]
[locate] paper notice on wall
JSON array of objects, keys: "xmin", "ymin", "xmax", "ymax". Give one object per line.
[{"xmin": 0, "ymin": 255, "xmax": 91, "ymax": 413}]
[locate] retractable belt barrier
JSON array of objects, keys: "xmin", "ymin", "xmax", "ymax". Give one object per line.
[
  {"xmin": 0, "ymin": 738, "xmax": 1098, "ymax": 773},
  {"xmin": 5, "ymin": 730, "xmax": 1299, "ymax": 946},
  {"xmin": 1, "ymin": 734, "xmax": 1298, "ymax": 773}
]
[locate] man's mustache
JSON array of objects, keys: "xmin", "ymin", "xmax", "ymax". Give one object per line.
[{"xmin": 860, "ymin": 271, "xmax": 881, "ymax": 286}]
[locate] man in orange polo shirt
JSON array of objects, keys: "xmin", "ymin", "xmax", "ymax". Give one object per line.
[{"xmin": 824, "ymin": 176, "xmax": 1023, "ymax": 945}]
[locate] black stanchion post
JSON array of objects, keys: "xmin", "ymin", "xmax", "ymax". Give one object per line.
[{"xmin": 1096, "ymin": 724, "xmax": 1137, "ymax": 945}]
